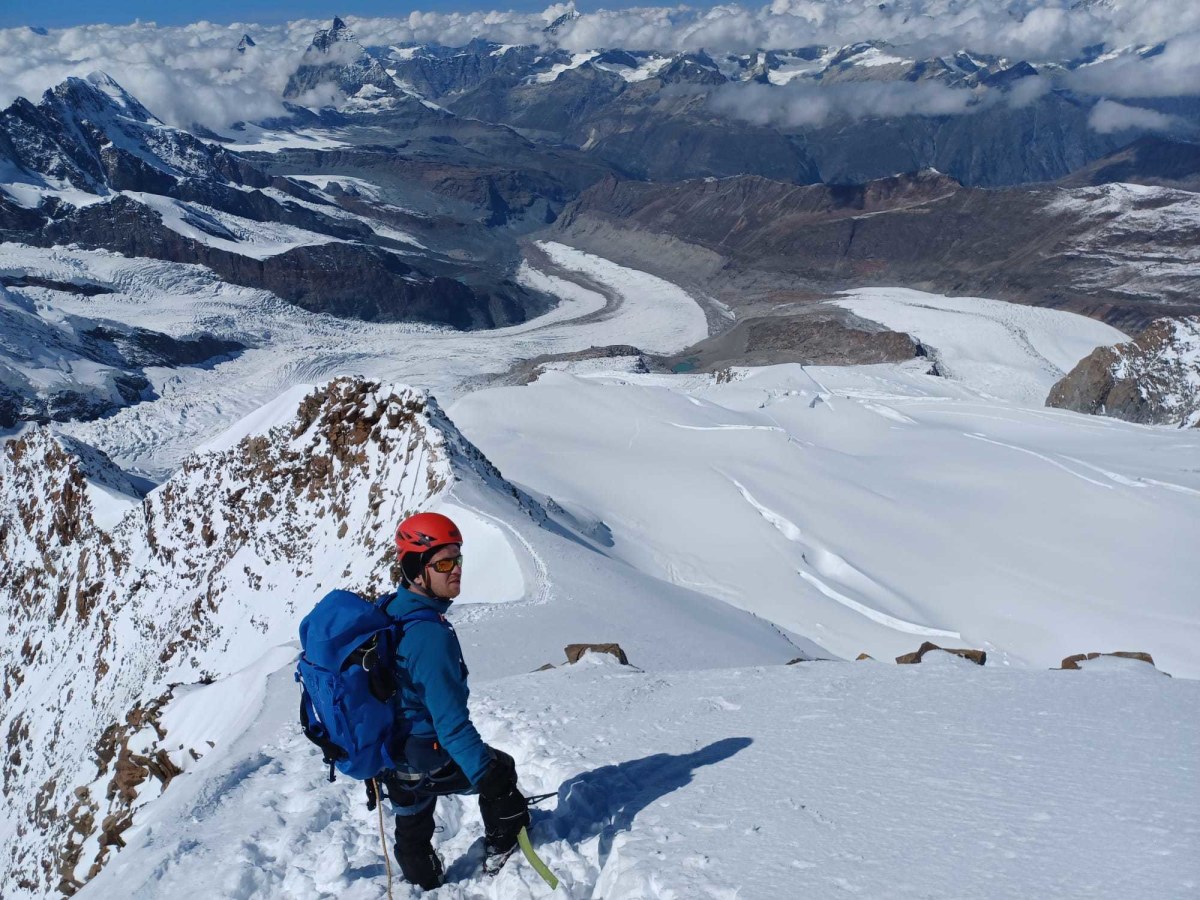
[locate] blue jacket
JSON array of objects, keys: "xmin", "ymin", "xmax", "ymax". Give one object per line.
[{"xmin": 383, "ymin": 587, "xmax": 492, "ymax": 785}]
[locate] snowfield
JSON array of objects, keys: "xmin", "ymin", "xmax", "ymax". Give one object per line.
[
  {"xmin": 451, "ymin": 360, "xmax": 1200, "ymax": 678},
  {"xmin": 78, "ymin": 651, "xmax": 1199, "ymax": 900}
]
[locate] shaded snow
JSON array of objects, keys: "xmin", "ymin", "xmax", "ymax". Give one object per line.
[{"xmin": 124, "ymin": 191, "xmax": 339, "ymax": 259}]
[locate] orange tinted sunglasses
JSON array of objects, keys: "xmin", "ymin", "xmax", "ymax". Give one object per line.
[{"xmin": 427, "ymin": 555, "xmax": 464, "ymax": 574}]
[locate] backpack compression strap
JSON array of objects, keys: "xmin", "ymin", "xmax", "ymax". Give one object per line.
[{"xmin": 297, "ymin": 677, "xmax": 346, "ymax": 783}]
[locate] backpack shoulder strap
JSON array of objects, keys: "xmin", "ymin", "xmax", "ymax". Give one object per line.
[{"xmin": 399, "ymin": 608, "xmax": 443, "ymax": 625}]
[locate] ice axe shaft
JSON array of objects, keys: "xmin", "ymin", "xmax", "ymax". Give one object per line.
[{"xmin": 517, "ymin": 826, "xmax": 559, "ymax": 889}]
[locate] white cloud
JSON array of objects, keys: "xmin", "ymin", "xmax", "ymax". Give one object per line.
[
  {"xmin": 1067, "ymin": 32, "xmax": 1200, "ymax": 99},
  {"xmin": 0, "ymin": 1, "xmax": 1197, "ymax": 131},
  {"xmin": 1088, "ymin": 99, "xmax": 1181, "ymax": 134},
  {"xmin": 708, "ymin": 79, "xmax": 980, "ymax": 127}
]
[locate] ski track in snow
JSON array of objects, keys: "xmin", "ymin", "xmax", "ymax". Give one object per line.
[
  {"xmin": 451, "ymin": 362, "xmax": 1200, "ymax": 676},
  {"xmin": 728, "ymin": 478, "xmax": 961, "ymax": 640},
  {"xmin": 962, "ymin": 433, "xmax": 1115, "ymax": 489}
]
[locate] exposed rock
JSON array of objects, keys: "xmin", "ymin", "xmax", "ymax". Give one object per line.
[
  {"xmin": 0, "ymin": 75, "xmax": 554, "ymax": 336},
  {"xmin": 1047, "ymin": 316, "xmax": 1200, "ymax": 427},
  {"xmin": 502, "ymin": 344, "xmax": 650, "ymax": 385},
  {"xmin": 564, "ymin": 643, "xmax": 630, "ymax": 666},
  {"xmin": 1059, "ymin": 136, "xmax": 1200, "ymax": 192},
  {"xmin": 409, "ymin": 38, "xmax": 1136, "ymax": 186},
  {"xmin": 895, "ymin": 641, "xmax": 987, "ymax": 666},
  {"xmin": 856, "ymin": 653, "xmax": 875, "ymax": 661},
  {"xmin": 550, "ymin": 173, "xmax": 1200, "ymax": 331},
  {"xmin": 661, "ymin": 309, "xmax": 923, "ymax": 373},
  {"xmin": 1059, "ymin": 651, "xmax": 1157, "ymax": 670}
]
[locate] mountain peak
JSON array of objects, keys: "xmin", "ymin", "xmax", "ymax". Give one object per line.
[
  {"xmin": 50, "ymin": 72, "xmax": 159, "ymax": 124},
  {"xmin": 287, "ymin": 16, "xmax": 403, "ymax": 104},
  {"xmin": 544, "ymin": 5, "xmax": 581, "ymax": 34},
  {"xmin": 236, "ymin": 33, "xmax": 256, "ymax": 53},
  {"xmin": 310, "ymin": 16, "xmax": 355, "ymax": 54}
]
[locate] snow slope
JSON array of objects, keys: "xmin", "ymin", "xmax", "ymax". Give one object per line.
[
  {"xmin": 79, "ymin": 650, "xmax": 1199, "ymax": 900},
  {"xmin": 451, "ymin": 359, "xmax": 1200, "ymax": 678}
]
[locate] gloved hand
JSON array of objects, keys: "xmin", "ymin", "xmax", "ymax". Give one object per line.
[
  {"xmin": 477, "ymin": 750, "xmax": 530, "ymax": 840},
  {"xmin": 365, "ymin": 777, "xmax": 379, "ymax": 812}
]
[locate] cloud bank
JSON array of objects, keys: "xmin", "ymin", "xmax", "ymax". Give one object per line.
[
  {"xmin": 1088, "ymin": 99, "xmax": 1181, "ymax": 134},
  {"xmin": 0, "ymin": 1, "xmax": 1197, "ymax": 132}
]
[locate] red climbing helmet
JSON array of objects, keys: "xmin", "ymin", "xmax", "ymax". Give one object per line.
[{"xmin": 394, "ymin": 512, "xmax": 463, "ymax": 556}]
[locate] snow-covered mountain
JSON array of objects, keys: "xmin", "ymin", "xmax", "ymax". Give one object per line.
[
  {"xmin": 0, "ymin": 280, "xmax": 244, "ymax": 426},
  {"xmin": 0, "ymin": 72, "xmax": 556, "ymax": 427},
  {"xmin": 284, "ymin": 17, "xmax": 408, "ymax": 109},
  {"xmin": 3, "ymin": 8, "xmax": 1200, "ymax": 898},
  {"xmin": 2, "ymin": 255, "xmax": 1198, "ymax": 898}
]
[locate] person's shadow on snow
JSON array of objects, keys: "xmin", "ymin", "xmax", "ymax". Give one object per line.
[{"xmin": 546, "ymin": 736, "xmax": 753, "ymax": 868}]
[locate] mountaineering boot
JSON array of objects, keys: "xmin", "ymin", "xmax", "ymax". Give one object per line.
[
  {"xmin": 482, "ymin": 838, "xmax": 519, "ymax": 877},
  {"xmin": 397, "ymin": 846, "xmax": 445, "ymax": 890},
  {"xmin": 393, "ymin": 801, "xmax": 445, "ymax": 890},
  {"xmin": 477, "ymin": 750, "xmax": 530, "ymax": 877}
]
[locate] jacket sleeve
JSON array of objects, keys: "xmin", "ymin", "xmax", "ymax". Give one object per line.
[{"xmin": 402, "ymin": 620, "xmax": 493, "ymax": 784}]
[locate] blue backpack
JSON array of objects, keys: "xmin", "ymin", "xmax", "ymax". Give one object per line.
[{"xmin": 295, "ymin": 589, "xmax": 439, "ymax": 781}]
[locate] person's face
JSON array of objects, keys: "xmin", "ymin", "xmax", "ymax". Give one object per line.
[{"xmin": 415, "ymin": 543, "xmax": 463, "ymax": 600}]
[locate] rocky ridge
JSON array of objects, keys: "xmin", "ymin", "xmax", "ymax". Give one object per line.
[
  {"xmin": 1046, "ymin": 316, "xmax": 1200, "ymax": 427},
  {"xmin": 284, "ymin": 17, "xmax": 406, "ymax": 108},
  {"xmin": 379, "ymin": 37, "xmax": 1198, "ymax": 187},
  {"xmin": 0, "ymin": 377, "xmax": 544, "ymax": 897}
]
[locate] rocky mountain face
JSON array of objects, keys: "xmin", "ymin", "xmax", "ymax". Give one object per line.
[
  {"xmin": 547, "ymin": 171, "xmax": 1200, "ymax": 331},
  {"xmin": 1060, "ymin": 136, "xmax": 1200, "ymax": 192},
  {"xmin": 0, "ymin": 377, "xmax": 545, "ymax": 897},
  {"xmin": 284, "ymin": 17, "xmax": 406, "ymax": 108},
  {"xmin": 1046, "ymin": 316, "xmax": 1200, "ymax": 427},
  {"xmin": 0, "ymin": 74, "xmax": 550, "ymax": 331},
  {"xmin": 0, "ymin": 73, "xmax": 265, "ymax": 194}
]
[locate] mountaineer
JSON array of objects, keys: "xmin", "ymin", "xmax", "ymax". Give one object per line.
[
  {"xmin": 297, "ymin": 511, "xmax": 530, "ymax": 891},
  {"xmin": 375, "ymin": 512, "xmax": 530, "ymax": 888}
]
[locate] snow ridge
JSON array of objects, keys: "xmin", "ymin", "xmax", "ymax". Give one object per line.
[{"xmin": 0, "ymin": 377, "xmax": 539, "ymax": 897}]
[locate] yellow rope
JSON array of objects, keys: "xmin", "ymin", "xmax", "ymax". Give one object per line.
[{"xmin": 372, "ymin": 778, "xmax": 394, "ymax": 900}]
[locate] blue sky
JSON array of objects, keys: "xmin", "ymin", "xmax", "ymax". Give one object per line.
[{"xmin": 3, "ymin": 0, "xmax": 581, "ymax": 29}]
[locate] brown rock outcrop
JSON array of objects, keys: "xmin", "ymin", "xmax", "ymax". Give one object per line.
[
  {"xmin": 896, "ymin": 641, "xmax": 987, "ymax": 666},
  {"xmin": 1047, "ymin": 316, "xmax": 1200, "ymax": 427},
  {"xmin": 564, "ymin": 643, "xmax": 630, "ymax": 665},
  {"xmin": 1059, "ymin": 651, "xmax": 1157, "ymax": 670}
]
